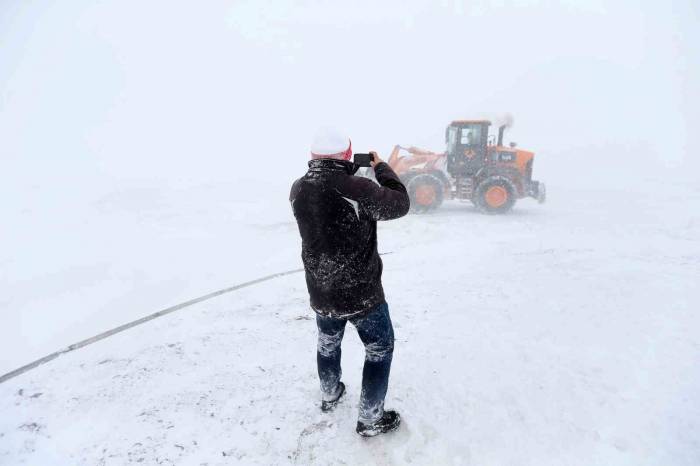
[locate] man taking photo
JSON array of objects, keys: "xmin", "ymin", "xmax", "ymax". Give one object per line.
[{"xmin": 289, "ymin": 127, "xmax": 410, "ymax": 437}]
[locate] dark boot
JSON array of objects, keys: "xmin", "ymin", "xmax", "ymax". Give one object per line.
[
  {"xmin": 356, "ymin": 410, "xmax": 401, "ymax": 437},
  {"xmin": 320, "ymin": 382, "xmax": 346, "ymax": 412}
]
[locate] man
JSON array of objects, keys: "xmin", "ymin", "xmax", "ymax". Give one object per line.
[{"xmin": 289, "ymin": 127, "xmax": 410, "ymax": 437}]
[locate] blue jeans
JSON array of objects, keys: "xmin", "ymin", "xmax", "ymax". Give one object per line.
[{"xmin": 316, "ymin": 302, "xmax": 394, "ymax": 423}]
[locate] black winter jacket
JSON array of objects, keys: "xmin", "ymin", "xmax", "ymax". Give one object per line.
[{"xmin": 290, "ymin": 159, "xmax": 410, "ymax": 319}]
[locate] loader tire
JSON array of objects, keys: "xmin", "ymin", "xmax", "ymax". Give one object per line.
[
  {"xmin": 407, "ymin": 173, "xmax": 444, "ymax": 213},
  {"xmin": 475, "ymin": 176, "xmax": 516, "ymax": 214}
]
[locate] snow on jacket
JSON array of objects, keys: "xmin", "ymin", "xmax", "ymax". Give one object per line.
[{"xmin": 290, "ymin": 159, "xmax": 410, "ymax": 319}]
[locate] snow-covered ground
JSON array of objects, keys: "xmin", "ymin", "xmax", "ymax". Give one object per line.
[
  {"xmin": 2, "ymin": 175, "xmax": 699, "ymax": 465},
  {"xmin": 2, "ymin": 0, "xmax": 698, "ymax": 463},
  {"xmin": 1, "ymin": 177, "xmax": 300, "ymax": 375}
]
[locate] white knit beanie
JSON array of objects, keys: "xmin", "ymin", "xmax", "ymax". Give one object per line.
[{"xmin": 310, "ymin": 126, "xmax": 352, "ymax": 160}]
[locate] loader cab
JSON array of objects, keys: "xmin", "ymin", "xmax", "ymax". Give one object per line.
[{"xmin": 445, "ymin": 120, "xmax": 490, "ymax": 177}]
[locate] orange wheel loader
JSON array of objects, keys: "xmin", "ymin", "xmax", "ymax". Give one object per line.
[{"xmin": 387, "ymin": 119, "xmax": 546, "ymax": 214}]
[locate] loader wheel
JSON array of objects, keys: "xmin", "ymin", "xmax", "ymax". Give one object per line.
[
  {"xmin": 407, "ymin": 173, "xmax": 444, "ymax": 213},
  {"xmin": 475, "ymin": 176, "xmax": 516, "ymax": 214}
]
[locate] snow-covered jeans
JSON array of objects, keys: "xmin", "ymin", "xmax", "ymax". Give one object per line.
[{"xmin": 316, "ymin": 302, "xmax": 394, "ymax": 424}]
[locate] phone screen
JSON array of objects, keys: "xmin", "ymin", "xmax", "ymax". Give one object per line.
[{"xmin": 353, "ymin": 153, "xmax": 373, "ymax": 167}]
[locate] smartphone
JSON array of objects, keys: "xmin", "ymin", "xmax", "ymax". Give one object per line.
[{"xmin": 353, "ymin": 153, "xmax": 375, "ymax": 167}]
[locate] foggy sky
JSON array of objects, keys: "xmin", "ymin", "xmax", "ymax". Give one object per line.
[{"xmin": 1, "ymin": 0, "xmax": 698, "ymax": 196}]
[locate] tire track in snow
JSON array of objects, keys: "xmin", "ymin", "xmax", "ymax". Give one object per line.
[
  {"xmin": 0, "ymin": 268, "xmax": 304, "ymax": 384},
  {"xmin": 0, "ymin": 252, "xmax": 396, "ymax": 384}
]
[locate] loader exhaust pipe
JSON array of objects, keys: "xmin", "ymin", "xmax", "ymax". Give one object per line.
[{"xmin": 497, "ymin": 125, "xmax": 506, "ymax": 146}]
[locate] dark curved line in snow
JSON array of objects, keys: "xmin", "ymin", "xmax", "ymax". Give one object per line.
[{"xmin": 0, "ymin": 268, "xmax": 305, "ymax": 384}]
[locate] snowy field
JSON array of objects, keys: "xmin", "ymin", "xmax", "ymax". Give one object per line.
[
  {"xmin": 1, "ymin": 178, "xmax": 300, "ymax": 375},
  {"xmin": 2, "ymin": 175, "xmax": 699, "ymax": 465},
  {"xmin": 2, "ymin": 1, "xmax": 698, "ymax": 464}
]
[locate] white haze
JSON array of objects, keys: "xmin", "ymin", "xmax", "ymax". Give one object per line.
[
  {"xmin": 1, "ymin": 2, "xmax": 699, "ymax": 464},
  {"xmin": 2, "ymin": 0, "xmax": 698, "ymax": 189},
  {"xmin": 1, "ymin": 0, "xmax": 698, "ymax": 385}
]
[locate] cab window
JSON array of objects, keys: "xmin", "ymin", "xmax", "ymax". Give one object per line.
[
  {"xmin": 460, "ymin": 126, "xmax": 481, "ymax": 146},
  {"xmin": 447, "ymin": 127, "xmax": 459, "ymax": 151}
]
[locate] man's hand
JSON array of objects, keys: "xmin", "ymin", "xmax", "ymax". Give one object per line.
[{"xmin": 369, "ymin": 151, "xmax": 384, "ymax": 168}]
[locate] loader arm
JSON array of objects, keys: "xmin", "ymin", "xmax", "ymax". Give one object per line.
[{"xmin": 388, "ymin": 145, "xmax": 441, "ymax": 170}]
